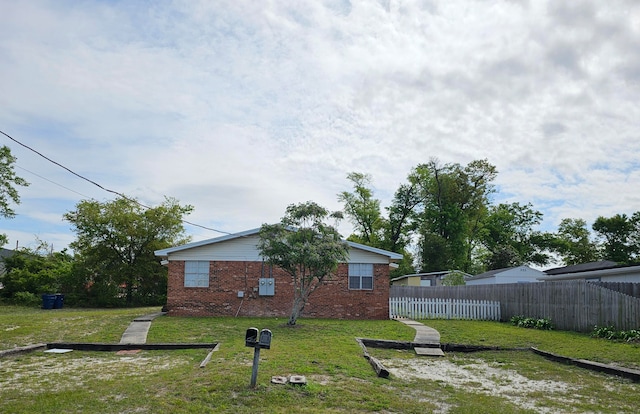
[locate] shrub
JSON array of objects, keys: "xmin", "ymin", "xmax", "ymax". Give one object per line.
[
  {"xmin": 510, "ymin": 315, "xmax": 553, "ymax": 330},
  {"xmin": 12, "ymin": 291, "xmax": 41, "ymax": 307},
  {"xmin": 592, "ymin": 325, "xmax": 640, "ymax": 342}
]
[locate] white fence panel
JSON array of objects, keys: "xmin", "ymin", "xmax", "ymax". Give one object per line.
[{"xmin": 389, "ymin": 297, "xmax": 501, "ymax": 321}]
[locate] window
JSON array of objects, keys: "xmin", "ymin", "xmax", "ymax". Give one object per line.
[
  {"xmin": 349, "ymin": 263, "xmax": 373, "ymax": 290},
  {"xmin": 184, "ymin": 261, "xmax": 209, "ymax": 287}
]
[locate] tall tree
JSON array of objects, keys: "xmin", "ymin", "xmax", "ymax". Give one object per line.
[
  {"xmin": 479, "ymin": 202, "xmax": 550, "ymax": 269},
  {"xmin": 383, "ymin": 181, "xmax": 422, "ymax": 254},
  {"xmin": 413, "ymin": 159, "xmax": 497, "ymax": 272},
  {"xmin": 258, "ymin": 201, "xmax": 349, "ymax": 326},
  {"xmin": 592, "ymin": 213, "xmax": 639, "ymax": 263},
  {"xmin": 550, "ymin": 218, "xmax": 600, "ymax": 265},
  {"xmin": 64, "ymin": 196, "xmax": 193, "ymax": 306},
  {"xmin": 0, "ymin": 146, "xmax": 29, "ymax": 246},
  {"xmin": 338, "ymin": 173, "xmax": 417, "ymax": 278},
  {"xmin": 338, "ymin": 172, "xmax": 383, "ymax": 246}
]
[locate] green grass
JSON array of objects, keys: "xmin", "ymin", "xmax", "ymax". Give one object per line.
[
  {"xmin": 423, "ymin": 319, "xmax": 640, "ymax": 369},
  {"xmin": 1, "ymin": 306, "xmax": 639, "ymax": 413},
  {"xmin": 0, "ymin": 305, "xmax": 161, "ymax": 349}
]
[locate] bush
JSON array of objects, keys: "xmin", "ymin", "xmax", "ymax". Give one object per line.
[
  {"xmin": 12, "ymin": 291, "xmax": 41, "ymax": 307},
  {"xmin": 510, "ymin": 315, "xmax": 553, "ymax": 330},
  {"xmin": 592, "ymin": 325, "xmax": 640, "ymax": 342}
]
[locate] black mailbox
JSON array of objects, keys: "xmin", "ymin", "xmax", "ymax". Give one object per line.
[
  {"xmin": 258, "ymin": 329, "xmax": 272, "ymax": 349},
  {"xmin": 245, "ymin": 327, "xmax": 259, "ymax": 347}
]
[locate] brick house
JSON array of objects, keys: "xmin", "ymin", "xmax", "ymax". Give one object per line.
[{"xmin": 154, "ymin": 228, "xmax": 402, "ymax": 319}]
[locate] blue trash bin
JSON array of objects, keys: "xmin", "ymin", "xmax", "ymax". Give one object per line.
[
  {"xmin": 42, "ymin": 294, "xmax": 56, "ymax": 309},
  {"xmin": 54, "ymin": 294, "xmax": 65, "ymax": 309}
]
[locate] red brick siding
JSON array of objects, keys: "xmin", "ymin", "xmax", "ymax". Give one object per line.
[{"xmin": 167, "ymin": 261, "xmax": 390, "ymax": 319}]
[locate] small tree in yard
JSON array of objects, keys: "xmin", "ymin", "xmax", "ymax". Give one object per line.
[
  {"xmin": 64, "ymin": 196, "xmax": 193, "ymax": 306},
  {"xmin": 258, "ymin": 201, "xmax": 349, "ymax": 326},
  {"xmin": 441, "ymin": 270, "xmax": 466, "ymax": 286}
]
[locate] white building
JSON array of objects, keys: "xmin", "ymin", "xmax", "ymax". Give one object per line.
[
  {"xmin": 542, "ymin": 261, "xmax": 640, "ymax": 282},
  {"xmin": 466, "ymin": 265, "xmax": 546, "ymax": 285}
]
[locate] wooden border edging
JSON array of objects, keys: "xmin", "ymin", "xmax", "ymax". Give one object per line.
[
  {"xmin": 199, "ymin": 343, "xmax": 221, "ymax": 368},
  {"xmin": 46, "ymin": 342, "xmax": 218, "ymax": 352},
  {"xmin": 356, "ymin": 337, "xmax": 525, "ymax": 378},
  {"xmin": 357, "ymin": 338, "xmax": 640, "ymax": 382},
  {"xmin": 358, "ymin": 338, "xmax": 520, "ymax": 352},
  {"xmin": 355, "ymin": 338, "xmax": 389, "ymax": 378},
  {"xmin": 0, "ymin": 343, "xmax": 47, "ymax": 358},
  {"xmin": 531, "ymin": 347, "xmax": 640, "ymax": 382}
]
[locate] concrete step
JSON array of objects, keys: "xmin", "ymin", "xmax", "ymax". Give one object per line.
[{"xmin": 415, "ymin": 347, "xmax": 445, "ymax": 357}]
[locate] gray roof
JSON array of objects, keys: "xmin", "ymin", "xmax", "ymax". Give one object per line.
[
  {"xmin": 544, "ymin": 261, "xmax": 618, "ymax": 275},
  {"xmin": 391, "ymin": 270, "xmax": 471, "ymax": 282},
  {"xmin": 155, "ymin": 228, "xmax": 403, "ymax": 260},
  {"xmin": 0, "ymin": 248, "xmax": 14, "ymax": 258},
  {"xmin": 467, "ymin": 266, "xmax": 520, "ymax": 281}
]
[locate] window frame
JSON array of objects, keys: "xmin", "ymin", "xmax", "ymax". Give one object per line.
[
  {"xmin": 348, "ymin": 263, "xmax": 374, "ymax": 290},
  {"xmin": 184, "ymin": 260, "xmax": 210, "ymax": 287}
]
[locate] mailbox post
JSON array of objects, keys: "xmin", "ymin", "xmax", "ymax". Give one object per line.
[{"xmin": 245, "ymin": 327, "xmax": 272, "ymax": 387}]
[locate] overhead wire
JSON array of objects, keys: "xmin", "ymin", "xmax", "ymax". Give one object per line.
[
  {"xmin": 1, "ymin": 129, "xmax": 232, "ymax": 235},
  {"xmin": 16, "ymin": 165, "xmax": 92, "ymax": 199}
]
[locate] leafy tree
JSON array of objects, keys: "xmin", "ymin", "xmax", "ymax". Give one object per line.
[
  {"xmin": 441, "ymin": 270, "xmax": 466, "ymax": 286},
  {"xmin": 258, "ymin": 201, "xmax": 349, "ymax": 326},
  {"xmin": 338, "ymin": 172, "xmax": 384, "ymax": 246},
  {"xmin": 0, "ymin": 145, "xmax": 29, "ymax": 246},
  {"xmin": 1, "ymin": 241, "xmax": 73, "ymax": 302},
  {"xmin": 550, "ymin": 218, "xmax": 600, "ymax": 265},
  {"xmin": 413, "ymin": 159, "xmax": 497, "ymax": 272},
  {"xmin": 592, "ymin": 213, "xmax": 639, "ymax": 263},
  {"xmin": 479, "ymin": 202, "xmax": 550, "ymax": 269},
  {"xmin": 64, "ymin": 196, "xmax": 193, "ymax": 306},
  {"xmin": 629, "ymin": 211, "xmax": 640, "ymax": 261},
  {"xmin": 338, "ymin": 172, "xmax": 416, "ymax": 278},
  {"xmin": 383, "ymin": 180, "xmax": 422, "ymax": 254}
]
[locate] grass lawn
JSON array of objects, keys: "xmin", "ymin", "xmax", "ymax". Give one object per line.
[{"xmin": 1, "ymin": 305, "xmax": 639, "ymax": 413}]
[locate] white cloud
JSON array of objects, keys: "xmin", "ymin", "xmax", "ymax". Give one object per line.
[{"xmin": 1, "ymin": 0, "xmax": 639, "ymax": 250}]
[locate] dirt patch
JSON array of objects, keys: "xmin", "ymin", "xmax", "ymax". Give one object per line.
[
  {"xmin": 381, "ymin": 356, "xmax": 577, "ymax": 413},
  {"xmin": 0, "ymin": 354, "xmax": 189, "ymax": 394}
]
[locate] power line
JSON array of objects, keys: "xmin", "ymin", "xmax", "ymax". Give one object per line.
[
  {"xmin": 1, "ymin": 129, "xmax": 231, "ymax": 235},
  {"xmin": 16, "ymin": 165, "xmax": 92, "ymax": 199}
]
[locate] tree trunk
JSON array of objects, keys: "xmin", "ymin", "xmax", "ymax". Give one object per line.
[{"xmin": 288, "ymin": 295, "xmax": 307, "ymax": 325}]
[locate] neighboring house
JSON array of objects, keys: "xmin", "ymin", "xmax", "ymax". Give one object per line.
[
  {"xmin": 466, "ymin": 265, "xmax": 546, "ymax": 285},
  {"xmin": 542, "ymin": 261, "xmax": 640, "ymax": 282},
  {"xmin": 154, "ymin": 228, "xmax": 402, "ymax": 319},
  {"xmin": 390, "ymin": 270, "xmax": 471, "ymax": 287}
]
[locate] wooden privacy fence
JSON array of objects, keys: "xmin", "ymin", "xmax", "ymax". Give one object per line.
[
  {"xmin": 389, "ymin": 297, "xmax": 501, "ymax": 321},
  {"xmin": 390, "ymin": 281, "xmax": 640, "ymax": 332},
  {"xmin": 590, "ymin": 282, "xmax": 640, "ymax": 299}
]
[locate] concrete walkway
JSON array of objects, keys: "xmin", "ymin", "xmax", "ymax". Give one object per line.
[
  {"xmin": 119, "ymin": 312, "xmax": 166, "ymax": 344},
  {"xmin": 395, "ymin": 318, "xmax": 444, "ymax": 356}
]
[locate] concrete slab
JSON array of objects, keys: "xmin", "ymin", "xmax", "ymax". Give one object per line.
[
  {"xmin": 396, "ymin": 318, "xmax": 441, "ymax": 343},
  {"xmin": 415, "ymin": 347, "xmax": 445, "ymax": 357},
  {"xmin": 119, "ymin": 321, "xmax": 151, "ymax": 344},
  {"xmin": 119, "ymin": 312, "xmax": 166, "ymax": 345}
]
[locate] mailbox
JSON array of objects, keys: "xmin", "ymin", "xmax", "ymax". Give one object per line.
[
  {"xmin": 245, "ymin": 327, "xmax": 259, "ymax": 347},
  {"xmin": 259, "ymin": 329, "xmax": 272, "ymax": 349}
]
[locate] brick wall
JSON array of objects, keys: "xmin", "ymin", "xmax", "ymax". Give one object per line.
[{"xmin": 166, "ymin": 260, "xmax": 390, "ymax": 319}]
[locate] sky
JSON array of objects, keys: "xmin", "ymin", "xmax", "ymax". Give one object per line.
[{"xmin": 1, "ymin": 0, "xmax": 639, "ymax": 259}]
